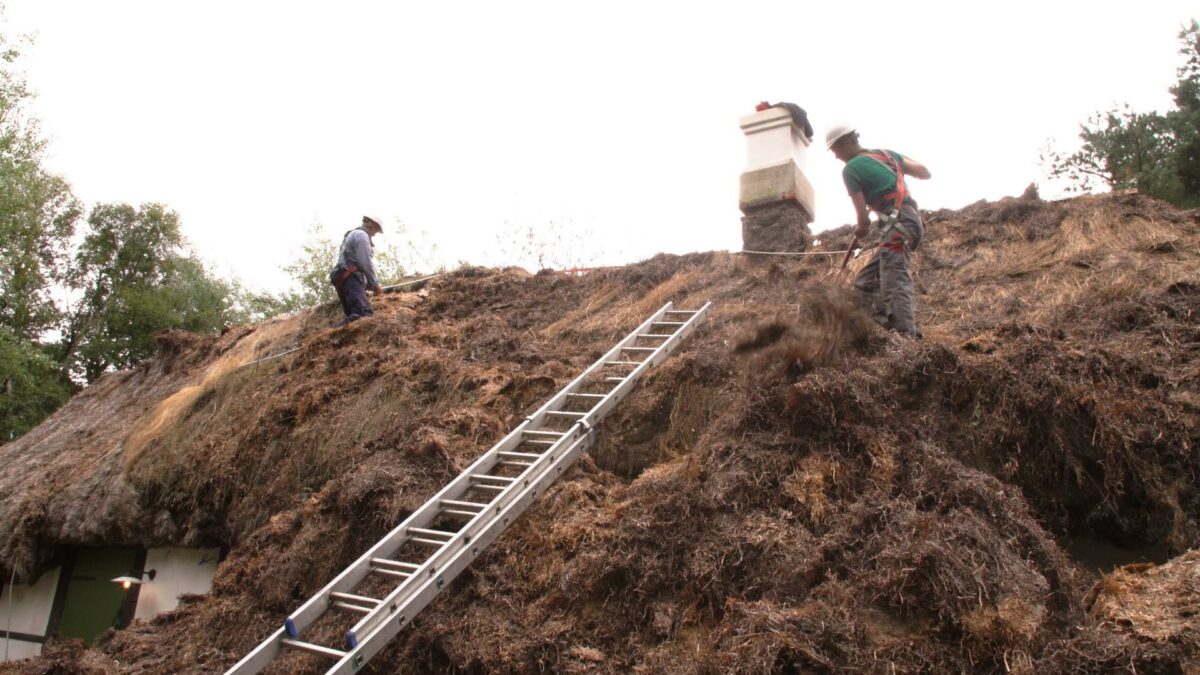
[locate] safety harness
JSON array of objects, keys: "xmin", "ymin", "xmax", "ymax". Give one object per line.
[
  {"xmin": 332, "ymin": 264, "xmax": 359, "ymax": 290},
  {"xmin": 330, "ymin": 229, "xmax": 364, "ymax": 290},
  {"xmin": 859, "ymin": 150, "xmax": 911, "ymax": 254},
  {"xmin": 858, "ymin": 150, "xmax": 907, "ymax": 213}
]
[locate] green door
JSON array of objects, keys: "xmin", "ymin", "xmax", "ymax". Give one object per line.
[{"xmin": 55, "ymin": 547, "xmax": 140, "ymax": 644}]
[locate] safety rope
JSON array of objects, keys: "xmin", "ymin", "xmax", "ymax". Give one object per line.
[
  {"xmin": 738, "ymin": 249, "xmax": 853, "ymax": 257},
  {"xmin": 238, "ymin": 347, "xmax": 302, "ymax": 370}
]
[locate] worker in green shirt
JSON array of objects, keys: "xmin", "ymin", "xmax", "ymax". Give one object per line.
[{"xmin": 826, "ymin": 125, "xmax": 931, "ymax": 338}]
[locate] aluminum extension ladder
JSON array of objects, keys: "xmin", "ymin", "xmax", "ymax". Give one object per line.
[{"xmin": 227, "ymin": 301, "xmax": 712, "ymax": 674}]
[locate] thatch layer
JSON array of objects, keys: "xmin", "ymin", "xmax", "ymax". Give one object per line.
[{"xmin": 2, "ymin": 192, "xmax": 1199, "ymax": 673}]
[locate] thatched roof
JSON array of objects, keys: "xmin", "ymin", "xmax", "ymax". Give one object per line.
[
  {"xmin": 3, "ymin": 192, "xmax": 1199, "ymax": 673},
  {"xmin": 0, "ymin": 327, "xmax": 260, "ymax": 577}
]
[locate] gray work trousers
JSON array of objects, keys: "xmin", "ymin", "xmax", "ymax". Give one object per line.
[{"xmin": 853, "ymin": 198, "xmax": 924, "ymax": 336}]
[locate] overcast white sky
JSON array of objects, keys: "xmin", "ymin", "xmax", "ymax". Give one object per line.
[{"xmin": 4, "ymin": 1, "xmax": 1196, "ymax": 291}]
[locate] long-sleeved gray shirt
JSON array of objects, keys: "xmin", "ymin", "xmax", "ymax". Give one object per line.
[{"xmin": 335, "ymin": 227, "xmax": 378, "ymax": 288}]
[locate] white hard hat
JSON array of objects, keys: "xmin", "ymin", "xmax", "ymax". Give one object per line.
[
  {"xmin": 363, "ymin": 215, "xmax": 385, "ymax": 232},
  {"xmin": 825, "ymin": 125, "xmax": 857, "ymax": 150}
]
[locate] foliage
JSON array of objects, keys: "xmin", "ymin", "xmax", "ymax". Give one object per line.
[
  {"xmin": 60, "ymin": 203, "xmax": 237, "ymax": 382},
  {"xmin": 0, "ymin": 29, "xmax": 81, "ymax": 339},
  {"xmin": 1046, "ymin": 21, "xmax": 1200, "ymax": 207},
  {"xmin": 0, "ymin": 21, "xmax": 82, "ymax": 440},
  {"xmin": 1046, "ymin": 107, "xmax": 1181, "ymax": 196},
  {"xmin": 0, "ymin": 8, "xmax": 439, "ymax": 437},
  {"xmin": 278, "ymin": 225, "xmax": 339, "ymax": 312},
  {"xmin": 1169, "ymin": 21, "xmax": 1200, "ymax": 198},
  {"xmin": 0, "ymin": 14, "xmax": 256, "ymax": 438},
  {"xmin": 0, "ymin": 327, "xmax": 73, "ymax": 441}
]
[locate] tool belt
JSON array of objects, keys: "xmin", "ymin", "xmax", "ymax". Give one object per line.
[{"xmin": 330, "ymin": 264, "xmax": 359, "ymax": 290}]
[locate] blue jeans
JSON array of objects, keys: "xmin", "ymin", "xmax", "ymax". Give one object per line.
[{"xmin": 335, "ymin": 274, "xmax": 373, "ymax": 322}]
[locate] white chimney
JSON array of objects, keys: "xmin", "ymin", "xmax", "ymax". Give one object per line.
[
  {"xmin": 741, "ymin": 106, "xmax": 812, "ymax": 174},
  {"xmin": 738, "ymin": 105, "xmax": 814, "ymax": 252}
]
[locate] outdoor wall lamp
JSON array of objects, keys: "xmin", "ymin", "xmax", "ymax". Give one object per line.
[{"xmin": 111, "ymin": 569, "xmax": 157, "ymax": 590}]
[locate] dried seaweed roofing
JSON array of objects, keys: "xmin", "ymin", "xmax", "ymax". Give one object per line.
[{"xmin": 2, "ymin": 191, "xmax": 1199, "ymax": 673}]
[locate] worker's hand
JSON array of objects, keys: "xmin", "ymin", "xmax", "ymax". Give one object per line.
[
  {"xmin": 854, "ymin": 222, "xmax": 871, "ymax": 239},
  {"xmin": 374, "ymin": 284, "xmax": 384, "ymax": 295}
]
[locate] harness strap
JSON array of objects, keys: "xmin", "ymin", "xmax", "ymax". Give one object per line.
[
  {"xmin": 331, "ymin": 229, "xmax": 363, "ymax": 290},
  {"xmin": 859, "ymin": 150, "xmax": 907, "ymax": 211},
  {"xmin": 333, "ymin": 264, "xmax": 359, "ymax": 290}
]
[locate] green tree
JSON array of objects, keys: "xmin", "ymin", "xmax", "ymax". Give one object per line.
[
  {"xmin": 61, "ymin": 203, "xmax": 237, "ymax": 382},
  {"xmin": 281, "ymin": 225, "xmax": 340, "ymax": 310},
  {"xmin": 1046, "ymin": 20, "xmax": 1200, "ymax": 206},
  {"xmin": 0, "ymin": 14, "xmax": 240, "ymax": 439},
  {"xmin": 0, "ymin": 18, "xmax": 81, "ymax": 442},
  {"xmin": 1047, "ymin": 106, "xmax": 1180, "ymax": 197},
  {"xmin": 1168, "ymin": 21, "xmax": 1200, "ymax": 199},
  {"xmin": 0, "ymin": 28, "xmax": 80, "ymax": 338},
  {"xmin": 0, "ymin": 327, "xmax": 73, "ymax": 441}
]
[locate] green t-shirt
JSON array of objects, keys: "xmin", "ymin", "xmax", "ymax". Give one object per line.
[{"xmin": 843, "ymin": 149, "xmax": 905, "ymax": 210}]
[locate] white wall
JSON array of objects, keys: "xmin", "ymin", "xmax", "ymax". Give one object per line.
[
  {"xmin": 134, "ymin": 548, "xmax": 219, "ymax": 621},
  {"xmin": 1, "ymin": 566, "xmax": 60, "ymax": 662},
  {"xmin": 1, "ymin": 638, "xmax": 42, "ymax": 661}
]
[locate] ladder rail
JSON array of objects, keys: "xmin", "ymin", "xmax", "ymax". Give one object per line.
[
  {"xmin": 581, "ymin": 302, "xmax": 712, "ymax": 426},
  {"xmin": 342, "ymin": 302, "xmax": 714, "ymax": 653},
  {"xmin": 228, "ymin": 409, "xmax": 575, "ymax": 674},
  {"xmin": 329, "ymin": 429, "xmax": 597, "ymax": 674},
  {"xmin": 340, "ymin": 422, "xmax": 588, "ymax": 643},
  {"xmin": 278, "ymin": 419, "xmax": 540, "ymax": 641},
  {"xmin": 518, "ymin": 302, "xmax": 677, "ymax": 430},
  {"xmin": 226, "ymin": 300, "xmax": 711, "ymax": 675}
]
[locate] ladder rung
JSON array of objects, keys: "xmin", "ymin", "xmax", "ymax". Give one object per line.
[
  {"xmin": 371, "ymin": 558, "xmax": 421, "ymax": 571},
  {"xmin": 408, "ymin": 527, "xmax": 454, "ymax": 539},
  {"xmin": 471, "ymin": 474, "xmax": 516, "ymax": 484},
  {"xmin": 228, "ymin": 300, "xmax": 711, "ymax": 675},
  {"xmin": 281, "ymin": 638, "xmax": 347, "ymax": 660},
  {"xmin": 441, "ymin": 499, "xmax": 488, "ymax": 510},
  {"xmin": 332, "ymin": 601, "xmax": 374, "ymax": 614},
  {"xmin": 370, "ymin": 567, "xmax": 412, "ymax": 580},
  {"xmin": 497, "ymin": 451, "xmax": 542, "ymax": 460},
  {"xmin": 498, "ymin": 460, "xmax": 534, "ymax": 468},
  {"xmin": 330, "ymin": 592, "xmax": 381, "ymax": 607}
]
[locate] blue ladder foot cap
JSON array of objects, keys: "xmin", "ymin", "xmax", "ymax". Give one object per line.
[
  {"xmin": 285, "ymin": 618, "xmax": 298, "ymax": 638},
  {"xmin": 346, "ymin": 630, "xmax": 359, "ymax": 649}
]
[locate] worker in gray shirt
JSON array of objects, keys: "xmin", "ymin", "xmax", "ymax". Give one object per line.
[{"xmin": 330, "ymin": 215, "xmax": 384, "ymax": 326}]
